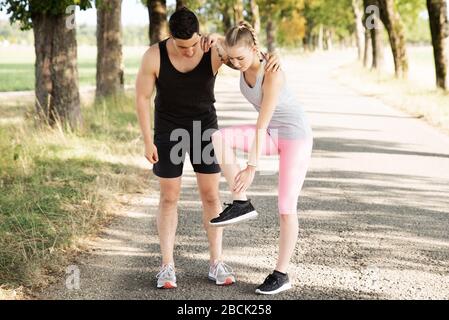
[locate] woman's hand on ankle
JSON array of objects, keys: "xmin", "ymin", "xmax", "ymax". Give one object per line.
[{"xmin": 233, "ymin": 166, "xmax": 256, "ymax": 193}]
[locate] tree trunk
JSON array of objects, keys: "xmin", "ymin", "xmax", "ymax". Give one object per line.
[
  {"xmin": 250, "ymin": 0, "xmax": 261, "ymax": 34},
  {"xmin": 312, "ymin": 34, "xmax": 318, "ymax": 49},
  {"xmin": 96, "ymin": 0, "xmax": 124, "ymax": 100},
  {"xmin": 318, "ymin": 24, "xmax": 324, "ymax": 51},
  {"xmin": 352, "ymin": 0, "xmax": 365, "ymax": 60},
  {"xmin": 370, "ymin": 18, "xmax": 384, "ymax": 70},
  {"xmin": 378, "ymin": 0, "xmax": 408, "ymax": 78},
  {"xmin": 364, "ymin": 28, "xmax": 372, "ymax": 67},
  {"xmin": 176, "ymin": 0, "xmax": 184, "ymax": 11},
  {"xmin": 427, "ymin": 0, "xmax": 449, "ymax": 90},
  {"xmin": 266, "ymin": 17, "xmax": 276, "ymax": 53},
  {"xmin": 32, "ymin": 13, "xmax": 53, "ymax": 123},
  {"xmin": 222, "ymin": 2, "xmax": 232, "ymax": 32},
  {"xmin": 325, "ymin": 29, "xmax": 334, "ymax": 51},
  {"xmin": 148, "ymin": 0, "xmax": 168, "ymax": 45},
  {"xmin": 363, "ymin": 0, "xmax": 384, "ymax": 70},
  {"xmin": 233, "ymin": 0, "xmax": 244, "ymax": 24},
  {"xmin": 303, "ymin": 17, "xmax": 314, "ymax": 51},
  {"xmin": 32, "ymin": 13, "xmax": 81, "ymax": 129}
]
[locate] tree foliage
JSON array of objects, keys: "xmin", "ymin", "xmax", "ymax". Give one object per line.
[{"xmin": 0, "ymin": 0, "xmax": 92, "ymax": 30}]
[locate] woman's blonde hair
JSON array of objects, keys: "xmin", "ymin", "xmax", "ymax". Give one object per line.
[{"xmin": 225, "ymin": 21, "xmax": 260, "ymax": 52}]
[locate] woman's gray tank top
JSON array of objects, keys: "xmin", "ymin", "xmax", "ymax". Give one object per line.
[{"xmin": 239, "ymin": 61, "xmax": 312, "ymax": 140}]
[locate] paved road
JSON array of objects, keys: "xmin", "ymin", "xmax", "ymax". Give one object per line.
[{"xmin": 39, "ymin": 50, "xmax": 449, "ymax": 300}]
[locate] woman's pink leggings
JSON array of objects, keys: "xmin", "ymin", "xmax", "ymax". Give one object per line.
[{"xmin": 212, "ymin": 125, "xmax": 313, "ymax": 215}]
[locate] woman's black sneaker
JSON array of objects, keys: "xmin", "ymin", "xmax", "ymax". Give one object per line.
[
  {"xmin": 209, "ymin": 200, "xmax": 258, "ymax": 226},
  {"xmin": 255, "ymin": 271, "xmax": 292, "ymax": 295}
]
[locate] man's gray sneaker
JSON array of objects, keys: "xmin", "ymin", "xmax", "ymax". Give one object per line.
[
  {"xmin": 156, "ymin": 263, "xmax": 177, "ymax": 289},
  {"xmin": 208, "ymin": 261, "xmax": 236, "ymax": 285}
]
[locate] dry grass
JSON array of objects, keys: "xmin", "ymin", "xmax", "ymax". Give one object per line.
[
  {"xmin": 0, "ymin": 286, "xmax": 25, "ymax": 300},
  {"xmin": 0, "ymin": 93, "xmax": 153, "ymax": 298},
  {"xmin": 334, "ymin": 62, "xmax": 449, "ymax": 135}
]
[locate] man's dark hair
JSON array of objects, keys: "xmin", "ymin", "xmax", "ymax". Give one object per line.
[{"xmin": 169, "ymin": 7, "xmax": 200, "ymax": 40}]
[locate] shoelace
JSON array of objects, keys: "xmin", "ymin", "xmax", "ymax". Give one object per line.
[
  {"xmin": 156, "ymin": 264, "xmax": 175, "ymax": 279},
  {"xmin": 218, "ymin": 203, "xmax": 233, "ymax": 216},
  {"xmin": 212, "ymin": 261, "xmax": 234, "ymax": 276},
  {"xmin": 224, "ymin": 202, "xmax": 233, "ymax": 207},
  {"xmin": 263, "ymin": 274, "xmax": 279, "ymax": 286}
]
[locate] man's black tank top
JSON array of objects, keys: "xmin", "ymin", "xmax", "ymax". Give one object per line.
[{"xmin": 154, "ymin": 38, "xmax": 218, "ymax": 134}]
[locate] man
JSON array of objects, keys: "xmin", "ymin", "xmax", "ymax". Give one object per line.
[{"xmin": 135, "ymin": 7, "xmax": 279, "ymax": 289}]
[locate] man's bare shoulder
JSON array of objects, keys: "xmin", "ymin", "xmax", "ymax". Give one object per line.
[{"xmin": 141, "ymin": 43, "xmax": 161, "ymax": 73}]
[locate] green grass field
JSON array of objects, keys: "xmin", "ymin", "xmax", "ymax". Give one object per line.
[
  {"xmin": 0, "ymin": 44, "xmax": 440, "ymax": 92},
  {"xmin": 0, "ymin": 46, "xmax": 146, "ymax": 92}
]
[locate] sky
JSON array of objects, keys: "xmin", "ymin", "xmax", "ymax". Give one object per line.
[{"xmin": 0, "ymin": 0, "xmax": 176, "ymax": 26}]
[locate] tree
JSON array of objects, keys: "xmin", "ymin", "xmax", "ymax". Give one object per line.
[
  {"xmin": 147, "ymin": 0, "xmax": 168, "ymax": 45},
  {"xmin": 363, "ymin": 0, "xmax": 385, "ymax": 70},
  {"xmin": 302, "ymin": 0, "xmax": 315, "ymax": 50},
  {"xmin": 0, "ymin": 0, "xmax": 92, "ymax": 129},
  {"xmin": 259, "ymin": 0, "xmax": 305, "ymax": 52},
  {"xmin": 217, "ymin": 0, "xmax": 235, "ymax": 33},
  {"xmin": 277, "ymin": 8, "xmax": 306, "ymax": 48},
  {"xmin": 96, "ymin": 0, "xmax": 124, "ymax": 100},
  {"xmin": 266, "ymin": 13, "xmax": 275, "ymax": 52},
  {"xmin": 232, "ymin": 0, "xmax": 243, "ymax": 23},
  {"xmin": 249, "ymin": 0, "xmax": 261, "ymax": 34},
  {"xmin": 377, "ymin": 0, "xmax": 409, "ymax": 78},
  {"xmin": 363, "ymin": 27, "xmax": 372, "ymax": 67},
  {"xmin": 371, "ymin": 9, "xmax": 385, "ymax": 70},
  {"xmin": 427, "ymin": 0, "xmax": 449, "ymax": 90},
  {"xmin": 352, "ymin": 0, "xmax": 365, "ymax": 60},
  {"xmin": 302, "ymin": 0, "xmax": 354, "ymax": 51}
]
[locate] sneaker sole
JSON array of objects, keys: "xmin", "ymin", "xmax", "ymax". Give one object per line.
[
  {"xmin": 255, "ymin": 282, "xmax": 292, "ymax": 295},
  {"xmin": 157, "ymin": 281, "xmax": 177, "ymax": 289},
  {"xmin": 208, "ymin": 276, "xmax": 236, "ymax": 286},
  {"xmin": 209, "ymin": 210, "xmax": 258, "ymax": 227}
]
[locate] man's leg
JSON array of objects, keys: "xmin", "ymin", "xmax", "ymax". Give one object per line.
[
  {"xmin": 157, "ymin": 177, "xmax": 182, "ymax": 265},
  {"xmin": 196, "ymin": 172, "xmax": 223, "ymax": 264}
]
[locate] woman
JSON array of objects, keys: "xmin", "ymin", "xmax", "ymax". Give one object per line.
[{"xmin": 208, "ymin": 21, "xmax": 313, "ymax": 295}]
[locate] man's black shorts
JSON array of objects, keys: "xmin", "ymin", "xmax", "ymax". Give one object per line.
[{"xmin": 153, "ymin": 129, "xmax": 221, "ymax": 178}]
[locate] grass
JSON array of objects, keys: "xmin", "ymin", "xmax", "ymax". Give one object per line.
[
  {"xmin": 0, "ymin": 46, "xmax": 146, "ymax": 92},
  {"xmin": 0, "ymin": 285, "xmax": 23, "ymax": 300},
  {"xmin": 0, "ymin": 63, "xmax": 35, "ymax": 92},
  {"xmin": 0, "ymin": 92, "xmax": 152, "ymax": 298}
]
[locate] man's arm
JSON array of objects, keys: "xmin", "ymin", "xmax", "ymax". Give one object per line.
[
  {"xmin": 135, "ymin": 46, "xmax": 159, "ymax": 163},
  {"xmin": 201, "ymin": 33, "xmax": 281, "ymax": 74},
  {"xmin": 201, "ymin": 34, "xmax": 239, "ymax": 74},
  {"xmin": 215, "ymin": 37, "xmax": 240, "ymax": 70}
]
